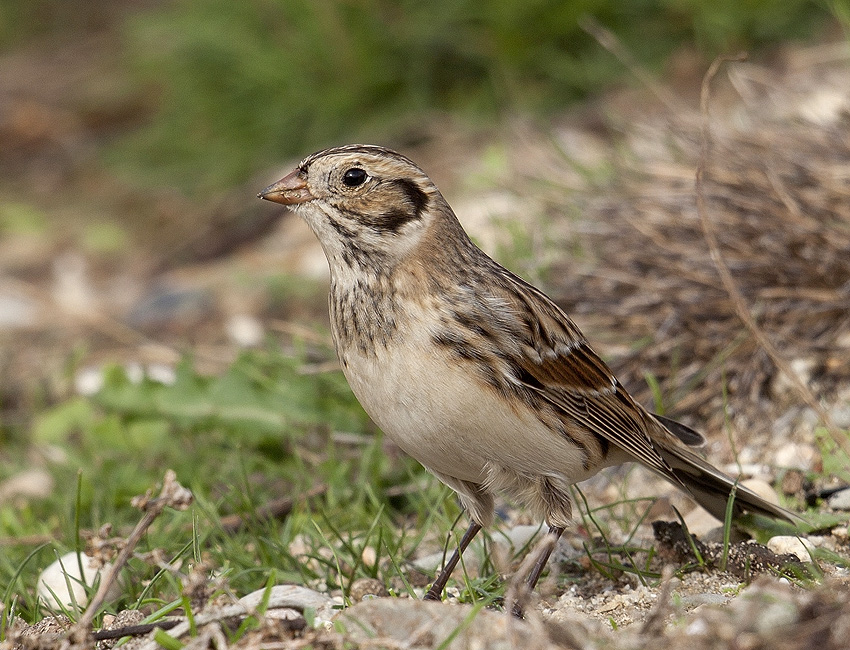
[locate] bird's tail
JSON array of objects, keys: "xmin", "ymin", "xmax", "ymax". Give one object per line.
[{"xmin": 655, "ymin": 439, "xmax": 798, "ymax": 524}]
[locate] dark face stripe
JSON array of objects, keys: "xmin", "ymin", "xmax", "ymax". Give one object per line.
[
  {"xmin": 393, "ymin": 178, "xmax": 429, "ymax": 217},
  {"xmin": 363, "ymin": 178, "xmax": 428, "ymax": 234}
]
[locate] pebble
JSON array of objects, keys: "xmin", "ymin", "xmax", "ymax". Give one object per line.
[
  {"xmin": 240, "ymin": 584, "xmax": 335, "ymax": 624},
  {"xmin": 678, "ymin": 592, "xmax": 730, "ymax": 608},
  {"xmin": 766, "ymin": 536, "xmax": 815, "ymax": 562},
  {"xmin": 360, "ymin": 546, "xmax": 377, "ymax": 568},
  {"xmin": 772, "ymin": 443, "xmax": 819, "ymax": 472},
  {"xmin": 682, "ymin": 506, "xmax": 719, "ymax": 537},
  {"xmin": 499, "ymin": 523, "xmax": 547, "ymax": 551},
  {"xmin": 349, "ymin": 578, "xmax": 389, "ymax": 602},
  {"xmin": 51, "ymin": 252, "xmax": 97, "ymax": 315},
  {"xmin": 740, "ymin": 478, "xmax": 781, "ymax": 506},
  {"xmin": 74, "ymin": 366, "xmax": 104, "ymax": 395},
  {"xmin": 37, "ymin": 552, "xmax": 115, "ymax": 609},
  {"xmin": 827, "ymin": 488, "xmax": 850, "ymax": 511},
  {"xmin": 0, "ymin": 293, "xmax": 38, "ymax": 328},
  {"xmin": 74, "ymin": 362, "xmax": 176, "ymax": 396},
  {"xmin": 771, "ymin": 358, "xmax": 816, "ymax": 397},
  {"xmin": 679, "ymin": 478, "xmax": 780, "ymax": 537},
  {"xmin": 225, "ymin": 314, "xmax": 264, "ymax": 347},
  {"xmin": 0, "ymin": 468, "xmax": 54, "ymax": 502},
  {"xmin": 337, "ymin": 598, "xmax": 573, "ymax": 649},
  {"xmin": 831, "ymin": 404, "xmax": 850, "ymax": 429},
  {"xmin": 781, "ymin": 470, "xmax": 805, "ymax": 496}
]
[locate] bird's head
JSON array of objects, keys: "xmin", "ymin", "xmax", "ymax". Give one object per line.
[{"xmin": 259, "ymin": 145, "xmax": 449, "ymax": 271}]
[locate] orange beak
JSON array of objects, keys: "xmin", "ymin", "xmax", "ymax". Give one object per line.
[{"xmin": 257, "ymin": 170, "xmax": 314, "ymax": 205}]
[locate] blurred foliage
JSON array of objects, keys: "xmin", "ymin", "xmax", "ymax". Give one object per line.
[
  {"xmin": 27, "ymin": 348, "xmax": 377, "ymax": 509},
  {"xmin": 0, "ymin": 0, "xmax": 120, "ymax": 50},
  {"xmin": 107, "ymin": 0, "xmax": 835, "ymax": 192}
]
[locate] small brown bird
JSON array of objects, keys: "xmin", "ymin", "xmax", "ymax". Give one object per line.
[{"xmin": 259, "ymin": 144, "xmax": 795, "ymax": 606}]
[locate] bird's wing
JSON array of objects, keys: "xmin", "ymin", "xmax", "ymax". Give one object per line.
[
  {"xmin": 496, "ymin": 270, "xmax": 798, "ymax": 523},
  {"xmin": 498, "ymin": 271, "xmax": 682, "ymax": 482}
]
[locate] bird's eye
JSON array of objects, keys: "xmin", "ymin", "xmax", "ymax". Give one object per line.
[{"xmin": 342, "ymin": 168, "xmax": 368, "ymax": 187}]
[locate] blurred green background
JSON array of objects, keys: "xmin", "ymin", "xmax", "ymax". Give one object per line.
[{"xmin": 0, "ymin": 0, "xmax": 841, "ymax": 195}]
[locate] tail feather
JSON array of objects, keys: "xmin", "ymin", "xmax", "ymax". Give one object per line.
[
  {"xmin": 652, "ymin": 413, "xmax": 706, "ymax": 447},
  {"xmin": 655, "ymin": 439, "xmax": 798, "ymax": 524}
]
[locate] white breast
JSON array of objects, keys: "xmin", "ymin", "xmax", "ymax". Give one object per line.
[{"xmin": 337, "ymin": 303, "xmax": 593, "ymax": 488}]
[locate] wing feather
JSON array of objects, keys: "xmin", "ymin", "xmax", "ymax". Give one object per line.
[{"xmin": 496, "ymin": 270, "xmax": 681, "ymax": 482}]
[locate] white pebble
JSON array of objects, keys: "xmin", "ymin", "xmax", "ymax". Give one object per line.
[
  {"xmin": 740, "ymin": 478, "xmax": 781, "ymax": 506},
  {"xmin": 0, "ymin": 293, "xmax": 38, "ymax": 328},
  {"xmin": 772, "ymin": 443, "xmax": 819, "ymax": 472},
  {"xmin": 771, "ymin": 358, "xmax": 816, "ymax": 397},
  {"xmin": 37, "ymin": 552, "xmax": 114, "ymax": 609},
  {"xmin": 74, "ymin": 366, "xmax": 104, "ymax": 396},
  {"xmin": 827, "ymin": 488, "xmax": 850, "ymax": 511},
  {"xmin": 146, "ymin": 363, "xmax": 176, "ymax": 385},
  {"xmin": 226, "ymin": 314, "xmax": 264, "ymax": 347},
  {"xmin": 766, "ymin": 536, "xmax": 815, "ymax": 562},
  {"xmin": 0, "ymin": 468, "xmax": 54, "ymax": 501}
]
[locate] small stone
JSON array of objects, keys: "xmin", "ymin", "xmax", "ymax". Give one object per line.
[
  {"xmin": 360, "ymin": 546, "xmax": 377, "ymax": 568},
  {"xmin": 772, "ymin": 443, "xmax": 819, "ymax": 472},
  {"xmin": 0, "ymin": 293, "xmax": 38, "ymax": 328},
  {"xmin": 595, "ymin": 599, "xmax": 620, "ymax": 613},
  {"xmin": 766, "ymin": 536, "xmax": 815, "ymax": 562},
  {"xmin": 226, "ymin": 314, "xmax": 264, "ymax": 347},
  {"xmin": 678, "ymin": 592, "xmax": 729, "ymax": 608},
  {"xmin": 500, "ymin": 524, "xmax": 546, "ymax": 551},
  {"xmin": 771, "ymin": 359, "xmax": 816, "ymax": 397},
  {"xmin": 682, "ymin": 506, "xmax": 721, "ymax": 537},
  {"xmin": 827, "ymin": 488, "xmax": 850, "ymax": 511},
  {"xmin": 781, "ymin": 470, "xmax": 805, "ymax": 496},
  {"xmin": 349, "ymin": 578, "xmax": 389, "ymax": 602},
  {"xmin": 74, "ymin": 366, "xmax": 104, "ymax": 396},
  {"xmin": 338, "ymin": 598, "xmax": 591, "ymax": 649},
  {"xmin": 146, "ymin": 363, "xmax": 176, "ymax": 385},
  {"xmin": 829, "ymin": 403, "xmax": 850, "ymax": 429},
  {"xmin": 700, "ymin": 526, "xmax": 749, "ymax": 545},
  {"xmin": 240, "ymin": 584, "xmax": 335, "ymax": 626},
  {"xmin": 0, "ymin": 468, "xmax": 54, "ymax": 502},
  {"xmin": 37, "ymin": 552, "xmax": 115, "ymax": 609}
]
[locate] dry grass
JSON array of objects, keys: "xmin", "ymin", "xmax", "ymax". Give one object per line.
[{"xmin": 531, "ymin": 51, "xmax": 850, "ymax": 454}]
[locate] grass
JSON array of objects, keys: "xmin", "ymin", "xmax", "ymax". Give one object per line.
[
  {"xmin": 0, "ymin": 340, "xmax": 453, "ymax": 626},
  {"xmin": 0, "ymin": 336, "xmax": 834, "ymax": 644}
]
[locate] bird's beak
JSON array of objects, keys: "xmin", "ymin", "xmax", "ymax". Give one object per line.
[{"xmin": 257, "ymin": 170, "xmax": 314, "ymax": 205}]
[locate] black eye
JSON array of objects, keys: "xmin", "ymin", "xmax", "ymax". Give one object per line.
[{"xmin": 342, "ymin": 167, "xmax": 368, "ymax": 187}]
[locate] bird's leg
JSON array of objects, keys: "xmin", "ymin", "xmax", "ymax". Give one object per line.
[
  {"xmin": 510, "ymin": 525, "xmax": 564, "ymax": 618},
  {"xmin": 423, "ymin": 520, "xmax": 482, "ymax": 601},
  {"xmin": 525, "ymin": 525, "xmax": 564, "ymax": 591}
]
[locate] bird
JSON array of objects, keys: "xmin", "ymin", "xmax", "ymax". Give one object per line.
[{"xmin": 258, "ymin": 144, "xmax": 796, "ymax": 609}]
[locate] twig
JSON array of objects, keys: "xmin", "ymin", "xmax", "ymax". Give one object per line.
[
  {"xmin": 73, "ymin": 471, "xmax": 194, "ymax": 635},
  {"xmin": 695, "ymin": 55, "xmax": 850, "ymax": 457}
]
